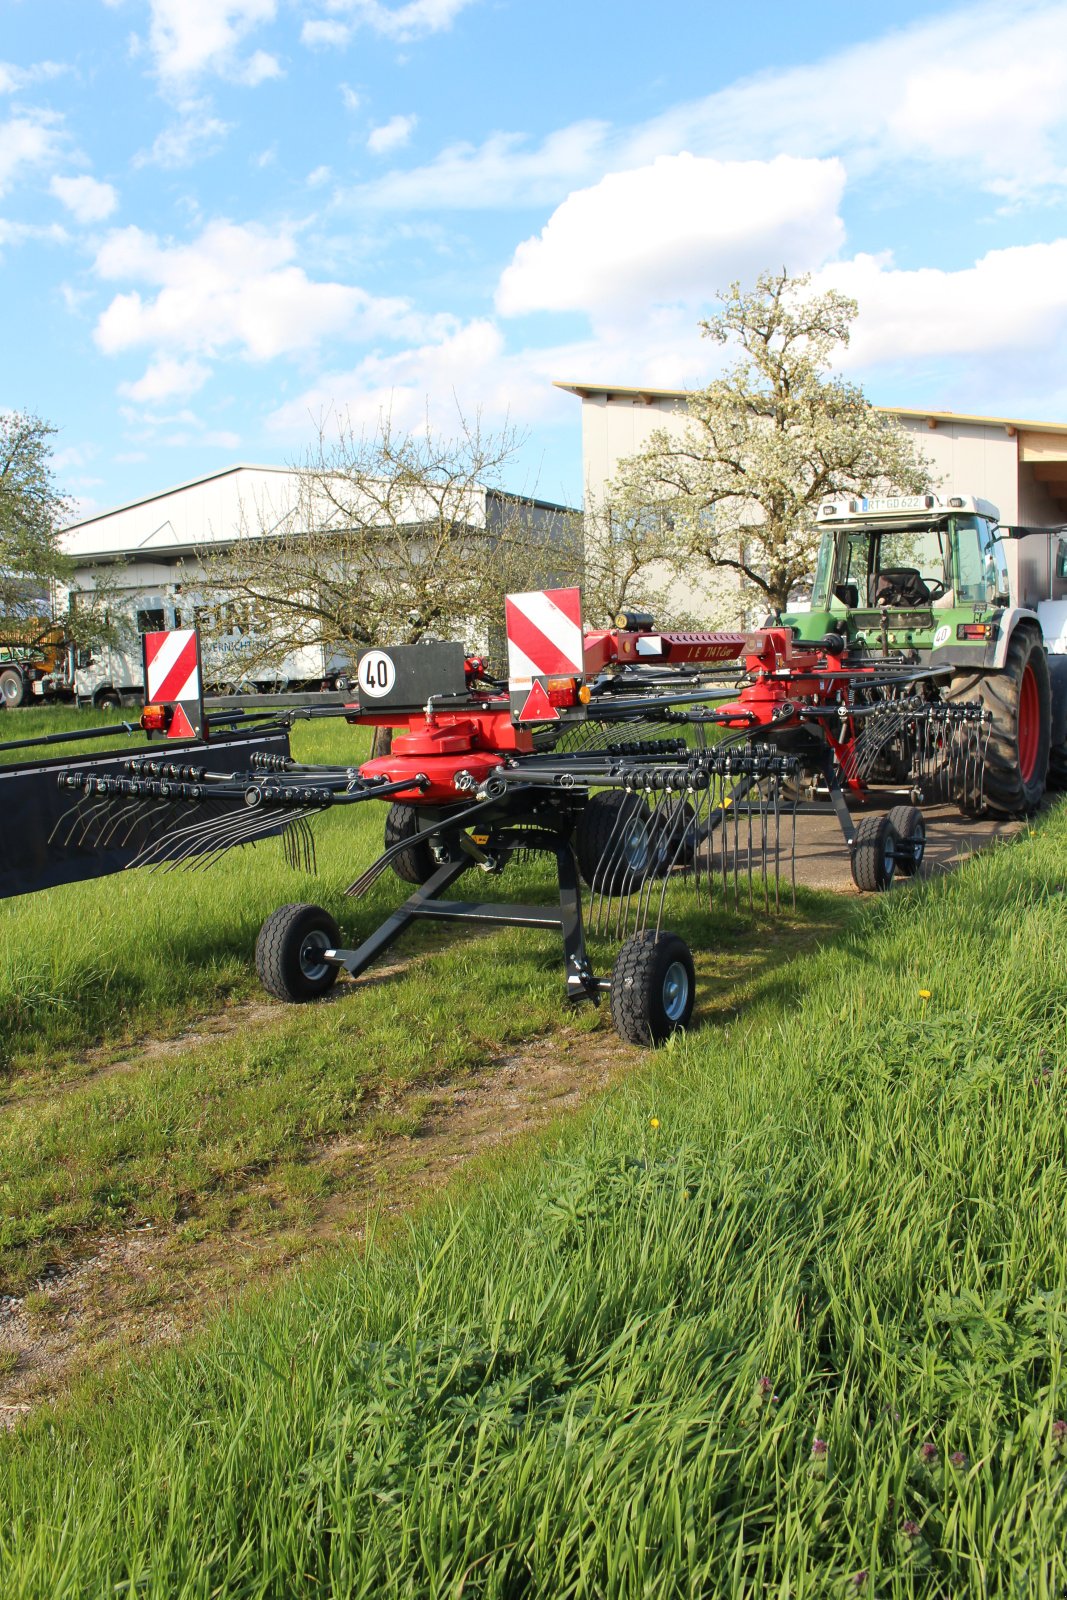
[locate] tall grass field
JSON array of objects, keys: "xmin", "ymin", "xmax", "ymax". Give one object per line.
[{"xmin": 1, "ymin": 773, "xmax": 1065, "ymax": 1593}]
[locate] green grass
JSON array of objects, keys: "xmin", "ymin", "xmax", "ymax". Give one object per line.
[
  {"xmin": 2, "ymin": 809, "xmax": 1066, "ymax": 1594},
  {"xmin": 0, "ymin": 703, "xmax": 151, "ymax": 764},
  {"xmin": 0, "ymin": 710, "xmax": 824, "ymax": 1289}
]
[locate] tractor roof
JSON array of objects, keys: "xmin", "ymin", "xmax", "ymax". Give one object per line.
[{"xmin": 815, "ymin": 492, "xmax": 1000, "ymax": 525}]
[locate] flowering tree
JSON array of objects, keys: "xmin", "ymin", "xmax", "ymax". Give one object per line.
[{"xmin": 612, "ymin": 271, "xmax": 932, "ymax": 614}]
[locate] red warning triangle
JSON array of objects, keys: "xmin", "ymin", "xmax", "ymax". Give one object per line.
[
  {"xmin": 167, "ymin": 702, "xmax": 197, "ymax": 740},
  {"xmin": 517, "ymin": 680, "xmax": 559, "ymax": 722}
]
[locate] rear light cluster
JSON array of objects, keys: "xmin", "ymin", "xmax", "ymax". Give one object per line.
[
  {"xmin": 543, "ymin": 676, "xmax": 592, "ymax": 708},
  {"xmin": 140, "ymin": 703, "xmax": 170, "ymax": 732},
  {"xmin": 957, "ymin": 623, "xmax": 996, "ymax": 641}
]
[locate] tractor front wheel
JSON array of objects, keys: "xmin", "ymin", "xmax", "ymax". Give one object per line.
[
  {"xmin": 952, "ymin": 629, "xmax": 1050, "ymax": 817},
  {"xmin": 850, "ymin": 815, "xmax": 899, "ymax": 893},
  {"xmin": 610, "ymin": 930, "xmax": 695, "ymax": 1047},
  {"xmin": 256, "ymin": 902, "xmax": 341, "ymax": 1002}
]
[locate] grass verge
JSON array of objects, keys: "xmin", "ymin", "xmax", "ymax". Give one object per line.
[{"xmin": 1, "ymin": 807, "xmax": 1065, "ymax": 1593}]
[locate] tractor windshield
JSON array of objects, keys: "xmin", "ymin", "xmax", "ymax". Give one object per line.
[{"xmin": 871, "ymin": 523, "xmax": 950, "ymax": 606}]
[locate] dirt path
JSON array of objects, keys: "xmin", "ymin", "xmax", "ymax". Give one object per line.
[{"xmin": 0, "ymin": 1023, "xmax": 621, "ymax": 1426}]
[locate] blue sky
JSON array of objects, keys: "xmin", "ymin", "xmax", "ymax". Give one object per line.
[{"xmin": 2, "ymin": 0, "xmax": 1067, "ymax": 519}]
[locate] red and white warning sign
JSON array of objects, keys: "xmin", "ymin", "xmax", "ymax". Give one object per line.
[
  {"xmin": 144, "ymin": 629, "xmax": 201, "ymax": 705},
  {"xmin": 142, "ymin": 628, "xmax": 205, "ymax": 740},
  {"xmin": 505, "ymin": 588, "xmax": 584, "ymax": 680}
]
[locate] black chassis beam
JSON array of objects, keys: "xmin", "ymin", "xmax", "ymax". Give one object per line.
[{"xmin": 326, "ymin": 791, "xmax": 604, "ymax": 1003}]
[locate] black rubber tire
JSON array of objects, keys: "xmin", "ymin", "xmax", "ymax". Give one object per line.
[
  {"xmin": 885, "ymin": 804, "xmax": 925, "ymax": 877},
  {"xmin": 0, "ymin": 668, "xmax": 26, "ymax": 708},
  {"xmin": 850, "ymin": 814, "xmax": 899, "ymax": 892},
  {"xmin": 384, "ymin": 802, "xmax": 436, "ymax": 884},
  {"xmin": 1046, "ymin": 658, "xmax": 1067, "ymax": 791},
  {"xmin": 651, "ymin": 798, "xmax": 696, "ymax": 872},
  {"xmin": 610, "ymin": 930, "xmax": 696, "ymax": 1047},
  {"xmin": 255, "ymin": 903, "xmax": 341, "ymax": 1003},
  {"xmin": 949, "ymin": 629, "xmax": 1050, "ymax": 817},
  {"xmin": 95, "ymin": 690, "xmax": 122, "ymax": 710},
  {"xmin": 574, "ymin": 791, "xmax": 656, "ymax": 894}
]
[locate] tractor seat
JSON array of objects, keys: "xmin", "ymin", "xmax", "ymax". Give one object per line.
[{"xmin": 873, "ymin": 567, "xmax": 931, "ymax": 607}]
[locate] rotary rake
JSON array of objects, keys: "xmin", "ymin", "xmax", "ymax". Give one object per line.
[{"xmin": 55, "ymin": 589, "xmax": 989, "ymax": 1046}]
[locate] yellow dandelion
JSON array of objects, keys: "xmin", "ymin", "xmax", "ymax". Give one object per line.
[
  {"xmin": 649, "ymin": 1116, "xmax": 660, "ymax": 1129},
  {"xmin": 918, "ymin": 989, "xmax": 932, "ymax": 1001}
]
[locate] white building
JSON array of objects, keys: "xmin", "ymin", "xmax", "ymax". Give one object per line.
[
  {"xmin": 556, "ymin": 383, "xmax": 1067, "ymax": 624},
  {"xmin": 60, "ymin": 464, "xmax": 572, "ymax": 697}
]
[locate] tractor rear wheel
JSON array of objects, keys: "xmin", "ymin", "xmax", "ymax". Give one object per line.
[
  {"xmin": 574, "ymin": 791, "xmax": 656, "ymax": 894},
  {"xmin": 885, "ymin": 805, "xmax": 925, "ymax": 876},
  {"xmin": 383, "ymin": 802, "xmax": 435, "ymax": 884},
  {"xmin": 951, "ymin": 629, "xmax": 1050, "ymax": 817},
  {"xmin": 850, "ymin": 815, "xmax": 899, "ymax": 892},
  {"xmin": 256, "ymin": 902, "xmax": 341, "ymax": 1003},
  {"xmin": 610, "ymin": 930, "xmax": 695, "ymax": 1046}
]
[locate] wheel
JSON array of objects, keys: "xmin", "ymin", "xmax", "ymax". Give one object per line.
[
  {"xmin": 885, "ymin": 804, "xmax": 925, "ymax": 876},
  {"xmin": 255, "ymin": 903, "xmax": 341, "ymax": 1003},
  {"xmin": 949, "ymin": 629, "xmax": 1050, "ymax": 817},
  {"xmin": 850, "ymin": 814, "xmax": 899, "ymax": 892},
  {"xmin": 651, "ymin": 798, "xmax": 696, "ymax": 872},
  {"xmin": 574, "ymin": 791, "xmax": 656, "ymax": 894},
  {"xmin": 610, "ymin": 931, "xmax": 696, "ymax": 1047},
  {"xmin": 384, "ymin": 802, "xmax": 436, "ymax": 884},
  {"xmin": 95, "ymin": 690, "xmax": 122, "ymax": 710},
  {"xmin": 1046, "ymin": 658, "xmax": 1067, "ymax": 791},
  {"xmin": 0, "ymin": 668, "xmax": 26, "ymax": 708}
]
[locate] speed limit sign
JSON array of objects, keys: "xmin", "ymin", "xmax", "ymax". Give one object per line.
[{"xmin": 357, "ymin": 650, "xmax": 396, "ymax": 699}]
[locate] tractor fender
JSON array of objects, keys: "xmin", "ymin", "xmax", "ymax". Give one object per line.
[{"xmin": 985, "ymin": 607, "xmax": 1043, "ymax": 670}]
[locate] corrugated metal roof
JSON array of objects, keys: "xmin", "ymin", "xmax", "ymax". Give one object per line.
[{"xmin": 551, "ymin": 381, "xmax": 1067, "ymax": 434}]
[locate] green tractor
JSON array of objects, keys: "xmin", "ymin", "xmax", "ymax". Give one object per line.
[{"xmin": 782, "ymin": 493, "xmax": 1067, "ymax": 816}]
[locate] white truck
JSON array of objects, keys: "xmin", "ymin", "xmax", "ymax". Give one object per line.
[{"xmin": 33, "ymin": 593, "xmax": 352, "ymax": 707}]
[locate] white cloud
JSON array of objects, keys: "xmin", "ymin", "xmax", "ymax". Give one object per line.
[
  {"xmin": 316, "ymin": 0, "xmax": 477, "ymax": 42},
  {"xmin": 307, "ymin": 164, "xmax": 332, "ymax": 187},
  {"xmin": 340, "ymin": 84, "xmax": 362, "ymax": 111},
  {"xmin": 354, "ymin": 1, "xmax": 1067, "ymax": 210},
  {"xmin": 0, "ymin": 110, "xmax": 65, "ymax": 197},
  {"xmin": 301, "ymin": 19, "xmax": 351, "ymax": 48},
  {"xmin": 0, "ymin": 218, "xmax": 68, "ymax": 251},
  {"xmin": 92, "ymin": 218, "xmax": 444, "ymax": 405},
  {"xmin": 0, "ymin": 60, "xmax": 66, "ymax": 95},
  {"xmin": 50, "ymin": 174, "xmax": 118, "ymax": 224},
  {"xmin": 134, "ymin": 100, "xmax": 231, "ymax": 168},
  {"xmin": 146, "ymin": 0, "xmax": 278, "ymax": 85},
  {"xmin": 367, "ymin": 113, "xmax": 417, "ymax": 155},
  {"xmin": 816, "ymin": 241, "xmax": 1067, "ymax": 368},
  {"xmin": 497, "ymin": 154, "xmax": 846, "ymax": 318},
  {"xmin": 357, "ymin": 120, "xmax": 609, "ymax": 209},
  {"xmin": 266, "ymin": 317, "xmax": 556, "ymax": 438},
  {"xmin": 234, "ymin": 49, "xmax": 282, "ymax": 86},
  {"xmin": 119, "ymin": 355, "xmax": 211, "ymax": 402}
]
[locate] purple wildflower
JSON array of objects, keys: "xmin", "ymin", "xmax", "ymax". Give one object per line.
[
  {"xmin": 919, "ymin": 1441, "xmax": 938, "ymax": 1465},
  {"xmin": 950, "ymin": 1450, "xmax": 968, "ymax": 1469}
]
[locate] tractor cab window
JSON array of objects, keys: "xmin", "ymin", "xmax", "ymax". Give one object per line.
[
  {"xmin": 951, "ymin": 516, "xmax": 992, "ymax": 604},
  {"xmin": 135, "ymin": 606, "xmax": 165, "ymax": 633},
  {"xmin": 809, "ymin": 530, "xmax": 835, "ymax": 608},
  {"xmin": 826, "ymin": 529, "xmax": 871, "ymax": 609},
  {"xmin": 871, "ymin": 525, "xmax": 949, "ymax": 607}
]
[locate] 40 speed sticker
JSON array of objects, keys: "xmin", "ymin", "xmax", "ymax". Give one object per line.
[
  {"xmin": 357, "ymin": 650, "xmax": 397, "ymax": 698},
  {"xmin": 933, "ymin": 624, "xmax": 952, "ymax": 649}
]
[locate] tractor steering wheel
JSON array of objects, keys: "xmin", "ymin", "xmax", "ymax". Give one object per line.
[{"xmin": 925, "ymin": 579, "xmax": 949, "ymax": 603}]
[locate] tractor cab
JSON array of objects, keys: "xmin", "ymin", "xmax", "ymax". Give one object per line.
[{"xmin": 792, "ymin": 493, "xmax": 1006, "ymax": 660}]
